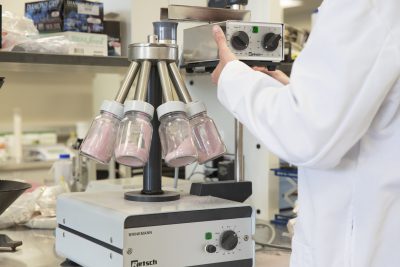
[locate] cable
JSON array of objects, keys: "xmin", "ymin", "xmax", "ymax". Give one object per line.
[
  {"xmin": 256, "ymin": 223, "xmax": 276, "ymax": 245},
  {"xmin": 254, "ymin": 222, "xmax": 292, "ymax": 252},
  {"xmin": 174, "ymin": 167, "xmax": 179, "ymax": 189},
  {"xmin": 186, "ymin": 162, "xmax": 199, "ymax": 180}
]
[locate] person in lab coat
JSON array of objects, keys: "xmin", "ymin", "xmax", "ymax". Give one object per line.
[{"xmin": 212, "ymin": 0, "xmax": 400, "ymax": 266}]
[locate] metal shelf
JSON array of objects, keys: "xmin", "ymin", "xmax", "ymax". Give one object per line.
[{"xmin": 0, "ymin": 51, "xmax": 130, "ymax": 73}]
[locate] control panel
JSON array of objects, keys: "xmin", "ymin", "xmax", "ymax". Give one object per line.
[
  {"xmin": 204, "ymin": 228, "xmax": 245, "ymax": 255},
  {"xmin": 123, "ymin": 218, "xmax": 254, "ymax": 267},
  {"xmin": 183, "ymin": 20, "xmax": 284, "ymax": 68},
  {"xmin": 224, "ymin": 21, "xmax": 284, "ymax": 61}
]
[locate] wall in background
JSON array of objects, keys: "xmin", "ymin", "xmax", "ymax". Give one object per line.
[
  {"xmin": 0, "ymin": 70, "xmax": 94, "ymax": 132},
  {"xmin": 284, "ymin": 11, "xmax": 313, "ymax": 31}
]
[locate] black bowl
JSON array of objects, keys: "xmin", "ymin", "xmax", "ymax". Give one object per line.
[{"xmin": 0, "ymin": 180, "xmax": 32, "ymax": 216}]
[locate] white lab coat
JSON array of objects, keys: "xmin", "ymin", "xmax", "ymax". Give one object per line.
[{"xmin": 217, "ymin": 0, "xmax": 400, "ymax": 266}]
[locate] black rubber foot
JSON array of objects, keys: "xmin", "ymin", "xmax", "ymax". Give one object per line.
[
  {"xmin": 61, "ymin": 259, "xmax": 81, "ymax": 266},
  {"xmin": 0, "ymin": 234, "xmax": 22, "ymax": 251},
  {"xmin": 124, "ymin": 191, "xmax": 180, "ymax": 202},
  {"xmin": 190, "ymin": 181, "xmax": 252, "ymax": 203}
]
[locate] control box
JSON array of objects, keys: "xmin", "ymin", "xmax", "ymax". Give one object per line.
[
  {"xmin": 183, "ymin": 20, "xmax": 284, "ymax": 69},
  {"xmin": 56, "ymin": 191, "xmax": 255, "ymax": 267}
]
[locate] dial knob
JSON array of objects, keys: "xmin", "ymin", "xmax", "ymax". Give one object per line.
[
  {"xmin": 205, "ymin": 244, "xmax": 217, "ymax": 253},
  {"xmin": 263, "ymin": 33, "xmax": 282, "ymax": 51},
  {"xmin": 220, "ymin": 230, "xmax": 239, "ymax": 251},
  {"xmin": 231, "ymin": 31, "xmax": 250, "ymax": 51}
]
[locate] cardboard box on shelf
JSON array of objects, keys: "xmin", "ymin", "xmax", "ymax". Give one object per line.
[
  {"xmin": 25, "ymin": 0, "xmax": 104, "ymax": 34},
  {"xmin": 42, "ymin": 31, "xmax": 107, "ymax": 56},
  {"xmin": 103, "ymin": 20, "xmax": 121, "ymax": 56}
]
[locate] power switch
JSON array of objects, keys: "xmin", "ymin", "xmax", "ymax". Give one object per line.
[{"xmin": 205, "ymin": 244, "xmax": 217, "ymax": 253}]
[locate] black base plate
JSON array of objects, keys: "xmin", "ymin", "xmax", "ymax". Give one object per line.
[
  {"xmin": 0, "ymin": 234, "xmax": 22, "ymax": 252},
  {"xmin": 184, "ymin": 61, "xmax": 280, "ymax": 73},
  {"xmin": 190, "ymin": 181, "xmax": 252, "ymax": 203},
  {"xmin": 124, "ymin": 191, "xmax": 180, "ymax": 202}
]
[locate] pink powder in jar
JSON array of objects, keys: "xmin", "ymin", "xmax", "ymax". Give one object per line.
[
  {"xmin": 114, "ymin": 116, "xmax": 152, "ymax": 167},
  {"xmin": 165, "ymin": 137, "xmax": 197, "ymax": 167},
  {"xmin": 115, "ymin": 144, "xmax": 149, "ymax": 167},
  {"xmin": 192, "ymin": 119, "xmax": 226, "ymax": 164},
  {"xmin": 80, "ymin": 120, "xmax": 116, "ymax": 164}
]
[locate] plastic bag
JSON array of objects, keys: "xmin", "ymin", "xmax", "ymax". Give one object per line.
[
  {"xmin": 25, "ymin": 215, "xmax": 57, "ymax": 229},
  {"xmin": 1, "ymin": 11, "xmax": 38, "ymax": 51},
  {"xmin": 12, "ymin": 36, "xmax": 72, "ymax": 54},
  {"xmin": 36, "ymin": 185, "xmax": 66, "ymax": 217},
  {"xmin": 0, "ymin": 187, "xmax": 42, "ymax": 229},
  {"xmin": 1, "ymin": 11, "xmax": 74, "ymax": 54},
  {"xmin": 0, "ymin": 184, "xmax": 67, "ymax": 229}
]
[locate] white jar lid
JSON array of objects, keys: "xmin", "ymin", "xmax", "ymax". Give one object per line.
[
  {"xmin": 186, "ymin": 101, "xmax": 207, "ymax": 118},
  {"xmin": 124, "ymin": 100, "xmax": 155, "ymax": 119},
  {"xmin": 157, "ymin": 101, "xmax": 186, "ymax": 120},
  {"xmin": 100, "ymin": 100, "xmax": 124, "ymax": 120}
]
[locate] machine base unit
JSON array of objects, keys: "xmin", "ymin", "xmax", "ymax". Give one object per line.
[
  {"xmin": 56, "ymin": 191, "xmax": 255, "ymax": 267},
  {"xmin": 183, "ymin": 20, "xmax": 284, "ymax": 66}
]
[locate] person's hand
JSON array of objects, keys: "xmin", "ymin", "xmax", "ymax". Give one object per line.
[
  {"xmin": 211, "ymin": 25, "xmax": 237, "ymax": 84},
  {"xmin": 253, "ymin": 66, "xmax": 290, "ymax": 85}
]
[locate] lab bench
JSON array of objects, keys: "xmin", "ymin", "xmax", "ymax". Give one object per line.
[
  {"xmin": 0, "ymin": 226, "xmax": 290, "ymax": 267},
  {"xmin": 0, "ymin": 161, "xmax": 54, "ymax": 184}
]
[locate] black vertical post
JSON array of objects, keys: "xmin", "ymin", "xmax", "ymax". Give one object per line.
[{"xmin": 142, "ymin": 64, "xmax": 163, "ymax": 195}]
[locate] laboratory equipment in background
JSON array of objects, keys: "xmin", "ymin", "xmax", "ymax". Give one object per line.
[
  {"xmin": 48, "ymin": 154, "xmax": 73, "ymax": 191},
  {"xmin": 0, "ymin": 180, "xmax": 31, "ymax": 251},
  {"xmin": 284, "ymin": 25, "xmax": 310, "ymax": 60},
  {"xmin": 57, "ymin": 21, "xmax": 254, "ymax": 267}
]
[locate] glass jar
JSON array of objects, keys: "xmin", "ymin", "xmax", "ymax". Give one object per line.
[
  {"xmin": 157, "ymin": 101, "xmax": 197, "ymax": 167},
  {"xmin": 114, "ymin": 101, "xmax": 154, "ymax": 167},
  {"xmin": 80, "ymin": 100, "xmax": 123, "ymax": 164},
  {"xmin": 187, "ymin": 102, "xmax": 226, "ymax": 164}
]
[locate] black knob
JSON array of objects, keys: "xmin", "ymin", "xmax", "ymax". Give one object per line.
[
  {"xmin": 263, "ymin": 33, "xmax": 282, "ymax": 51},
  {"xmin": 231, "ymin": 31, "xmax": 249, "ymax": 51},
  {"xmin": 205, "ymin": 244, "xmax": 217, "ymax": 253},
  {"xmin": 220, "ymin": 230, "xmax": 239, "ymax": 251}
]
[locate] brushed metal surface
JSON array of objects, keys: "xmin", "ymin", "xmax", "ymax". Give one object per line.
[
  {"xmin": 157, "ymin": 61, "xmax": 174, "ymax": 102},
  {"xmin": 161, "ymin": 5, "xmax": 251, "ymax": 22},
  {"xmin": 168, "ymin": 62, "xmax": 192, "ymax": 103},
  {"xmin": 114, "ymin": 61, "xmax": 140, "ymax": 103},
  {"xmin": 183, "ymin": 21, "xmax": 284, "ymax": 65},
  {"xmin": 134, "ymin": 60, "xmax": 151, "ymax": 101},
  {"xmin": 235, "ymin": 120, "xmax": 245, "ymax": 182},
  {"xmin": 128, "ymin": 43, "xmax": 178, "ymax": 62}
]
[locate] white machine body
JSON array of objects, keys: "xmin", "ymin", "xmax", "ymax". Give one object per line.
[
  {"xmin": 56, "ymin": 191, "xmax": 255, "ymax": 267},
  {"xmin": 183, "ymin": 20, "xmax": 284, "ymax": 65}
]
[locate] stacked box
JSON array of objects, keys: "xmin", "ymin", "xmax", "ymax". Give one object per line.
[
  {"xmin": 63, "ymin": 0, "xmax": 104, "ymax": 33},
  {"xmin": 25, "ymin": 0, "xmax": 104, "ymax": 33},
  {"xmin": 43, "ymin": 31, "xmax": 108, "ymax": 56}
]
